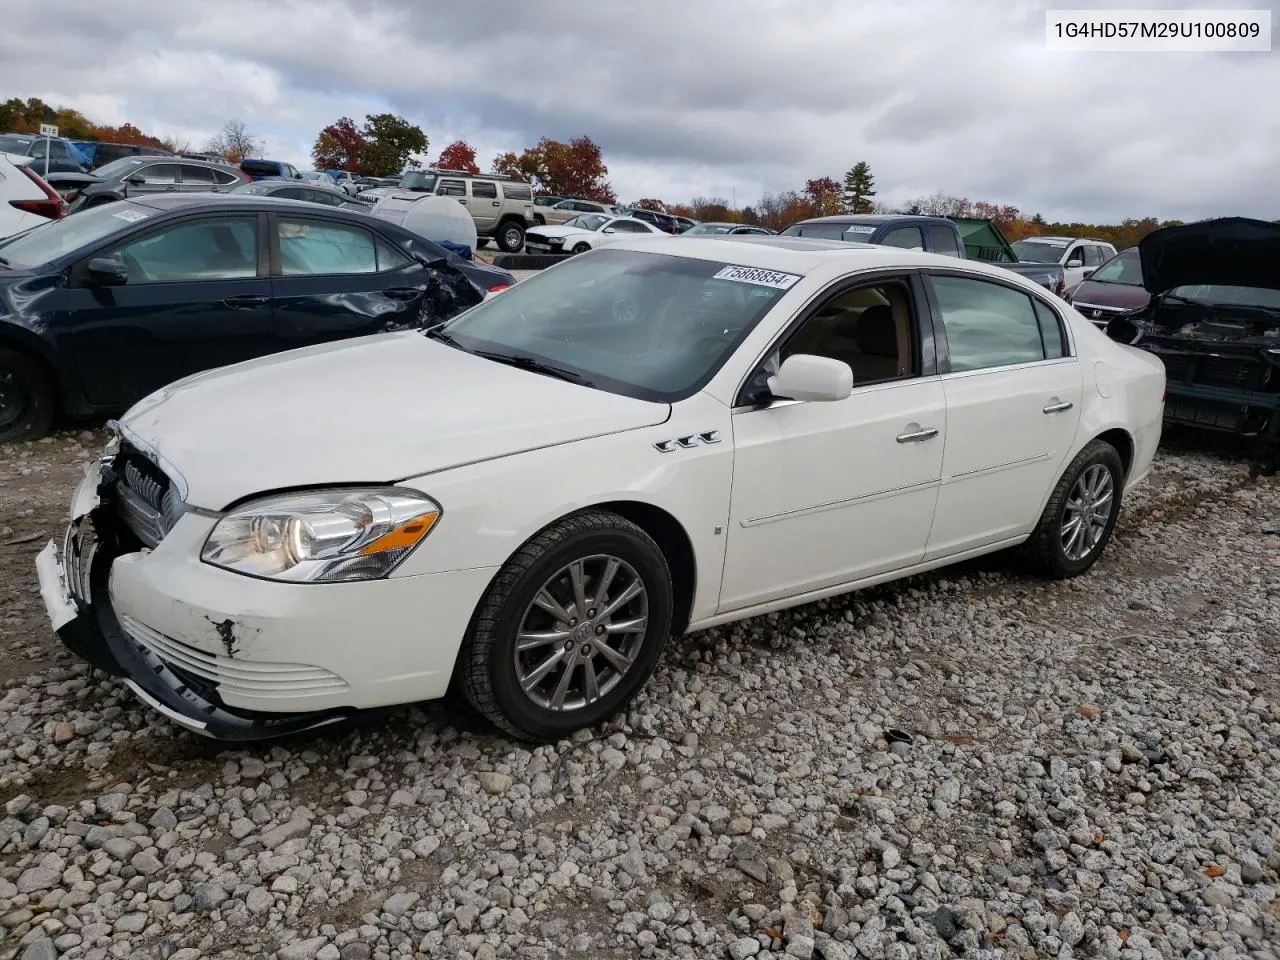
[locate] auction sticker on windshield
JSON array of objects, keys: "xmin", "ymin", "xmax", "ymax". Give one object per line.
[
  {"xmin": 112, "ymin": 209, "xmax": 149, "ymax": 223},
  {"xmin": 844, "ymin": 225, "xmax": 876, "ymax": 235},
  {"xmin": 712, "ymin": 265, "xmax": 801, "ymax": 289}
]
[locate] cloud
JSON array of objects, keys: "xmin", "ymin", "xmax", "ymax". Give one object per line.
[{"xmin": 1, "ymin": 0, "xmax": 1277, "ymax": 221}]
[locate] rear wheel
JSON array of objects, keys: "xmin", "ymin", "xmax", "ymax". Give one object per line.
[
  {"xmin": 1023, "ymin": 440, "xmax": 1124, "ymax": 579},
  {"xmin": 459, "ymin": 510, "xmax": 673, "ymax": 741},
  {"xmin": 0, "ymin": 346, "xmax": 56, "ymax": 443},
  {"xmin": 534, "ymin": 214, "xmax": 546, "ymax": 226},
  {"xmin": 496, "ymin": 221, "xmax": 525, "ymax": 253}
]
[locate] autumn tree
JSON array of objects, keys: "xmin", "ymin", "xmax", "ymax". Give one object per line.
[
  {"xmin": 972, "ymin": 201, "xmax": 1021, "ymax": 233},
  {"xmin": 436, "ymin": 140, "xmax": 480, "ymax": 174},
  {"xmin": 804, "ymin": 177, "xmax": 843, "ymax": 217},
  {"xmin": 311, "ymin": 117, "xmax": 367, "ymax": 172},
  {"xmin": 842, "ymin": 161, "xmax": 876, "ymax": 214},
  {"xmin": 205, "ymin": 119, "xmax": 264, "ymax": 163},
  {"xmin": 360, "ymin": 113, "xmax": 428, "ymax": 177},
  {"xmin": 0, "ymin": 98, "xmax": 54, "ymax": 134},
  {"xmin": 688, "ymin": 197, "xmax": 738, "ymax": 223},
  {"xmin": 492, "ymin": 137, "xmax": 614, "ymax": 202},
  {"xmin": 757, "ymin": 191, "xmax": 814, "ymax": 232},
  {"xmin": 631, "ymin": 198, "xmax": 667, "ymax": 212}
]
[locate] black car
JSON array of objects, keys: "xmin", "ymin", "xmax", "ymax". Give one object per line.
[
  {"xmin": 0, "ymin": 195, "xmax": 516, "ymax": 441},
  {"xmin": 231, "ymin": 179, "xmax": 367, "ymax": 209},
  {"xmin": 68, "ymin": 157, "xmax": 249, "ymax": 211},
  {"xmin": 1105, "ymin": 217, "xmax": 1280, "ymax": 455},
  {"xmin": 620, "ymin": 208, "xmax": 680, "ymax": 234}
]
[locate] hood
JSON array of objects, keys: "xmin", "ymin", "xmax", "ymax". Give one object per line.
[
  {"xmin": 1069, "ymin": 280, "xmax": 1151, "ymax": 313},
  {"xmin": 528, "ymin": 225, "xmax": 592, "ymax": 239},
  {"xmin": 1139, "ymin": 217, "xmax": 1280, "ymax": 295},
  {"xmin": 121, "ymin": 332, "xmax": 670, "ymax": 510}
]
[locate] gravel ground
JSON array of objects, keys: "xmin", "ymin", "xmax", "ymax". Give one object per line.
[{"xmin": 0, "ymin": 427, "xmax": 1277, "ymax": 960}]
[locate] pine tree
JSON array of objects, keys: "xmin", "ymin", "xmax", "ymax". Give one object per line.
[{"xmin": 842, "ymin": 161, "xmax": 876, "ymax": 214}]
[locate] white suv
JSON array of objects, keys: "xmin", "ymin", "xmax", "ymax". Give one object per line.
[
  {"xmin": 367, "ymin": 169, "xmax": 535, "ymax": 252},
  {"xmin": 0, "ymin": 152, "xmax": 66, "ymax": 240},
  {"xmin": 1011, "ymin": 236, "xmax": 1118, "ymax": 289}
]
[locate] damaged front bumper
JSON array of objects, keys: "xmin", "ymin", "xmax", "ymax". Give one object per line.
[
  {"xmin": 1110, "ymin": 320, "xmax": 1280, "ymax": 439},
  {"xmin": 35, "ymin": 458, "xmax": 492, "ymax": 741}
]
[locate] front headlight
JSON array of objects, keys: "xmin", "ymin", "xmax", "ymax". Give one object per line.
[{"xmin": 201, "ymin": 488, "xmax": 441, "ymax": 583}]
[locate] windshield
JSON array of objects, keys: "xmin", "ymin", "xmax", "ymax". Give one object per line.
[
  {"xmin": 0, "ymin": 135, "xmax": 34, "ymax": 153},
  {"xmin": 0, "ymin": 201, "xmax": 150, "ymax": 267},
  {"xmin": 232, "ymin": 183, "xmax": 273, "ymax": 195},
  {"xmin": 89, "ymin": 157, "xmax": 146, "ymax": 180},
  {"xmin": 1011, "ymin": 239, "xmax": 1069, "ymax": 263},
  {"xmin": 782, "ymin": 222, "xmax": 860, "ymax": 241},
  {"xmin": 685, "ymin": 224, "xmax": 734, "ymax": 235},
  {"xmin": 1167, "ymin": 285, "xmax": 1280, "ymax": 309},
  {"xmin": 399, "ymin": 171, "xmax": 438, "ymax": 191},
  {"xmin": 436, "ymin": 248, "xmax": 795, "ymax": 402},
  {"xmin": 1088, "ymin": 249, "xmax": 1142, "ymax": 285},
  {"xmin": 565, "ymin": 214, "xmax": 608, "ymax": 231}
]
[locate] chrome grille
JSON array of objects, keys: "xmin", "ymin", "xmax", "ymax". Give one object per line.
[{"xmin": 114, "ymin": 448, "xmax": 183, "ymax": 548}]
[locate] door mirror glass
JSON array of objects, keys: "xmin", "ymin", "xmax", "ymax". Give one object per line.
[
  {"xmin": 86, "ymin": 257, "xmax": 129, "ymax": 286},
  {"xmin": 767, "ymin": 354, "xmax": 853, "ymax": 402},
  {"xmin": 602, "ymin": 227, "xmax": 616, "ymax": 234}
]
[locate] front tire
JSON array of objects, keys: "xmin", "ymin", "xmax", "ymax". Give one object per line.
[
  {"xmin": 0, "ymin": 346, "xmax": 56, "ymax": 443},
  {"xmin": 459, "ymin": 510, "xmax": 674, "ymax": 741},
  {"xmin": 1023, "ymin": 439, "xmax": 1124, "ymax": 579},
  {"xmin": 571, "ymin": 242, "xmax": 591, "ymax": 254},
  {"xmin": 496, "ymin": 221, "xmax": 525, "ymax": 253}
]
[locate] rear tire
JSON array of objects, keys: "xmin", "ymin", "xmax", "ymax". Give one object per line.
[
  {"xmin": 0, "ymin": 346, "xmax": 56, "ymax": 443},
  {"xmin": 534, "ymin": 214, "xmax": 546, "ymax": 226},
  {"xmin": 458, "ymin": 510, "xmax": 673, "ymax": 742},
  {"xmin": 496, "ymin": 221, "xmax": 525, "ymax": 253},
  {"xmin": 1022, "ymin": 439, "xmax": 1124, "ymax": 579}
]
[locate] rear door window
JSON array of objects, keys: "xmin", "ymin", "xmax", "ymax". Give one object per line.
[
  {"xmin": 179, "ymin": 164, "xmax": 216, "ymax": 184},
  {"xmin": 470, "ymin": 181, "xmax": 498, "ymax": 199},
  {"xmin": 881, "ymin": 226, "xmax": 924, "ymax": 250},
  {"xmin": 926, "ymin": 224, "xmax": 961, "ymax": 257},
  {"xmin": 930, "ymin": 274, "xmax": 1048, "ymax": 372},
  {"xmin": 277, "ymin": 217, "xmax": 379, "ymax": 275}
]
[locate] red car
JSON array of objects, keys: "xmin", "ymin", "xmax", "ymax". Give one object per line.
[{"xmin": 1066, "ymin": 247, "xmax": 1150, "ymax": 328}]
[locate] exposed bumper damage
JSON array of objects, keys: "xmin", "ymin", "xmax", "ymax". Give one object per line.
[{"xmin": 1108, "ymin": 312, "xmax": 1280, "ymax": 443}]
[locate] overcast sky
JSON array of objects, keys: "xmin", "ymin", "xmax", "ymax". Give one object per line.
[{"xmin": 3, "ymin": 0, "xmax": 1277, "ymax": 222}]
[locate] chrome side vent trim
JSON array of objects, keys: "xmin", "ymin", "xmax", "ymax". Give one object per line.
[{"xmin": 653, "ymin": 430, "xmax": 722, "ymax": 453}]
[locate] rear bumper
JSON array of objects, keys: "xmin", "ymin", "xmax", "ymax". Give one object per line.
[{"xmin": 35, "ymin": 464, "xmax": 497, "ymax": 740}]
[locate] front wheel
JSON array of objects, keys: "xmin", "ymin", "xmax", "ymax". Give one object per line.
[
  {"xmin": 496, "ymin": 221, "xmax": 525, "ymax": 253},
  {"xmin": 571, "ymin": 242, "xmax": 591, "ymax": 254},
  {"xmin": 0, "ymin": 346, "xmax": 56, "ymax": 443},
  {"xmin": 458, "ymin": 510, "xmax": 673, "ymax": 741},
  {"xmin": 1023, "ymin": 439, "xmax": 1124, "ymax": 579}
]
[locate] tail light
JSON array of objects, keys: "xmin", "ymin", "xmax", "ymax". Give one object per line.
[
  {"xmin": 11, "ymin": 166, "xmax": 67, "ymax": 220},
  {"xmin": 487, "ymin": 284, "xmax": 511, "ymax": 295}
]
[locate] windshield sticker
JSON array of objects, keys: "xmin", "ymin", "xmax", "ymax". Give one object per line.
[
  {"xmin": 843, "ymin": 225, "xmax": 876, "ymax": 234},
  {"xmin": 112, "ymin": 209, "xmax": 149, "ymax": 223},
  {"xmin": 712, "ymin": 265, "xmax": 801, "ymax": 290}
]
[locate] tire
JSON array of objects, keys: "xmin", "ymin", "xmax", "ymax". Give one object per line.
[
  {"xmin": 459, "ymin": 509, "xmax": 674, "ymax": 741},
  {"xmin": 496, "ymin": 220, "xmax": 525, "ymax": 253},
  {"xmin": 534, "ymin": 214, "xmax": 546, "ymax": 226},
  {"xmin": 571, "ymin": 242, "xmax": 591, "ymax": 254},
  {"xmin": 476, "ymin": 237, "xmax": 490, "ymax": 249},
  {"xmin": 0, "ymin": 346, "xmax": 56, "ymax": 443},
  {"xmin": 1023, "ymin": 439, "xmax": 1124, "ymax": 579}
]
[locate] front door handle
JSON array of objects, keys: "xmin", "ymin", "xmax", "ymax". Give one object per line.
[
  {"xmin": 223, "ymin": 295, "xmax": 270, "ymax": 310},
  {"xmin": 383, "ymin": 287, "xmax": 420, "ymax": 301},
  {"xmin": 492, "ymin": 201, "xmax": 501, "ymax": 206},
  {"xmin": 896, "ymin": 426, "xmax": 939, "ymax": 443},
  {"xmin": 1043, "ymin": 400, "xmax": 1074, "ymax": 414}
]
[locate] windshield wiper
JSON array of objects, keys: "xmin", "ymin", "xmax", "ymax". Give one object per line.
[
  {"xmin": 0, "ymin": 255, "xmax": 10, "ymax": 267},
  {"xmin": 472, "ymin": 350, "xmax": 594, "ymax": 386},
  {"xmin": 424, "ymin": 325, "xmax": 463, "ymax": 348}
]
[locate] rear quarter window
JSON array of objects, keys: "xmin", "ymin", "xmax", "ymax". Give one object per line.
[{"xmin": 501, "ymin": 183, "xmax": 532, "ymax": 201}]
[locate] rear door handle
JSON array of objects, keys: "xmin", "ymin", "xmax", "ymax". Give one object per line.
[
  {"xmin": 896, "ymin": 427, "xmax": 939, "ymax": 443},
  {"xmin": 1043, "ymin": 400, "xmax": 1074, "ymax": 414},
  {"xmin": 383, "ymin": 287, "xmax": 420, "ymax": 301},
  {"xmin": 223, "ymin": 295, "xmax": 270, "ymax": 309}
]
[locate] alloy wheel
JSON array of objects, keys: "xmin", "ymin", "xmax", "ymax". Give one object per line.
[
  {"xmin": 513, "ymin": 554, "xmax": 649, "ymax": 712},
  {"xmin": 1060, "ymin": 463, "xmax": 1115, "ymax": 561}
]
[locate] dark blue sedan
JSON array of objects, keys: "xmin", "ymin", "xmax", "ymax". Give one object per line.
[{"xmin": 0, "ymin": 194, "xmax": 514, "ymax": 441}]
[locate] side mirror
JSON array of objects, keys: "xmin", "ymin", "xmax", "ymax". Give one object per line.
[
  {"xmin": 767, "ymin": 354, "xmax": 853, "ymax": 402},
  {"xmin": 126, "ymin": 175, "xmax": 146, "ymax": 186},
  {"xmin": 1081, "ymin": 268, "xmax": 1095, "ymax": 279},
  {"xmin": 602, "ymin": 227, "xmax": 616, "ymax": 234},
  {"xmin": 86, "ymin": 257, "xmax": 128, "ymax": 286}
]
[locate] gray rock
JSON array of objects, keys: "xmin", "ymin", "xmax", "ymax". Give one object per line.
[
  {"xmin": 262, "ymin": 819, "xmax": 311, "ymax": 849},
  {"xmin": 382, "ymin": 891, "xmax": 420, "ymax": 918},
  {"xmin": 247, "ymin": 887, "xmax": 274, "ymax": 914},
  {"xmin": 20, "ymin": 939, "xmax": 57, "ymax": 960},
  {"xmin": 193, "ymin": 882, "xmax": 230, "ymax": 911},
  {"xmin": 130, "ymin": 850, "xmax": 163, "ymax": 875},
  {"xmin": 279, "ymin": 937, "xmax": 329, "ymax": 960},
  {"xmin": 477, "ymin": 771, "xmax": 513, "ymax": 795}
]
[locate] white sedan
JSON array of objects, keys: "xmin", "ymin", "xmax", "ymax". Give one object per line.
[
  {"xmin": 36, "ymin": 237, "xmax": 1165, "ymax": 742},
  {"xmin": 524, "ymin": 214, "xmax": 665, "ymax": 254}
]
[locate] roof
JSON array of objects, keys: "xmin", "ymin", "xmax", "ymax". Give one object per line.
[
  {"xmin": 604, "ymin": 234, "xmax": 1069, "ymax": 291},
  {"xmin": 127, "ymin": 195, "xmax": 373, "ymax": 220},
  {"xmin": 792, "ymin": 214, "xmax": 923, "ymax": 226}
]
